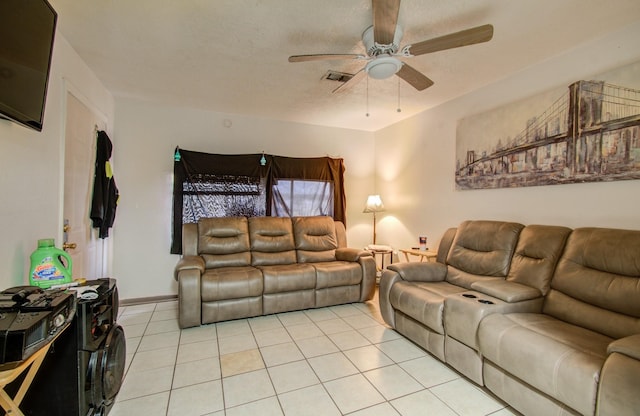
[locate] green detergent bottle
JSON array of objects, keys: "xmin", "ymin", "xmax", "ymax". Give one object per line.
[{"xmin": 29, "ymin": 239, "xmax": 73, "ymax": 289}]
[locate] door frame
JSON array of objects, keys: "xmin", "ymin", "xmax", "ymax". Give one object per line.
[{"xmin": 59, "ymin": 79, "xmax": 113, "ymax": 278}]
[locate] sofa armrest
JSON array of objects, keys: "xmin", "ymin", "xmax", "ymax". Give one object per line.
[
  {"xmin": 379, "ymin": 262, "xmax": 446, "ymax": 328},
  {"xmin": 470, "ymin": 279, "xmax": 542, "ymax": 303},
  {"xmin": 336, "ymin": 247, "xmax": 372, "ymax": 262},
  {"xmin": 379, "ymin": 269, "xmax": 404, "ymax": 327},
  {"xmin": 358, "ymin": 255, "xmax": 377, "ymax": 302},
  {"xmin": 333, "ymin": 248, "xmax": 376, "ymax": 302},
  {"xmin": 174, "ymin": 255, "xmax": 205, "ymax": 281},
  {"xmin": 387, "ymin": 262, "xmax": 447, "ymax": 282},
  {"xmin": 597, "ymin": 334, "xmax": 640, "ymax": 416},
  {"xmin": 608, "ymin": 334, "xmax": 640, "ymax": 360},
  {"xmin": 175, "ymin": 255, "xmax": 205, "ymax": 329},
  {"xmin": 176, "ymin": 268, "xmax": 202, "ymax": 329}
]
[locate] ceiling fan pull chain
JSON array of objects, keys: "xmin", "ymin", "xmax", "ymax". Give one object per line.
[
  {"xmin": 366, "ymin": 76, "xmax": 370, "ymax": 117},
  {"xmin": 397, "ymin": 78, "xmax": 402, "ymax": 113}
]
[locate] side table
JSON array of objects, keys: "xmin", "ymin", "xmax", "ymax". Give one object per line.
[
  {"xmin": 0, "ymin": 322, "xmax": 70, "ymax": 416},
  {"xmin": 400, "ymin": 248, "xmax": 437, "ymax": 262},
  {"xmin": 366, "ymin": 246, "xmax": 393, "ymax": 278}
]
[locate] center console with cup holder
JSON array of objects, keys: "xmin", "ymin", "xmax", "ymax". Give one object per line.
[{"xmin": 442, "ymin": 290, "xmax": 541, "ymax": 384}]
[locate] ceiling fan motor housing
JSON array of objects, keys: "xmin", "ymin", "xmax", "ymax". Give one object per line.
[
  {"xmin": 362, "ymin": 25, "xmax": 404, "ymax": 79},
  {"xmin": 362, "ymin": 25, "xmax": 404, "ymax": 56}
]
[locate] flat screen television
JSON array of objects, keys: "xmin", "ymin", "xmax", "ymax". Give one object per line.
[{"xmin": 0, "ymin": 0, "xmax": 57, "ymax": 132}]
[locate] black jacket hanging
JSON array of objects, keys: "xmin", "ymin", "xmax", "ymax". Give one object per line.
[{"xmin": 90, "ymin": 130, "xmax": 119, "ymax": 238}]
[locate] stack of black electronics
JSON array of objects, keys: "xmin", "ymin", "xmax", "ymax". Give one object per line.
[
  {"xmin": 4, "ymin": 278, "xmax": 126, "ymax": 416},
  {"xmin": 0, "ymin": 286, "xmax": 76, "ymax": 370}
]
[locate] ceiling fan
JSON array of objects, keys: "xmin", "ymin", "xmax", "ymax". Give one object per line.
[{"xmin": 288, "ymin": 0, "xmax": 494, "ymax": 93}]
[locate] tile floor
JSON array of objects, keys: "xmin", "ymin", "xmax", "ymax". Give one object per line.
[{"xmin": 112, "ymin": 291, "xmax": 519, "ymax": 416}]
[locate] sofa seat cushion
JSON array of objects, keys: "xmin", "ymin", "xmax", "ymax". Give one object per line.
[
  {"xmin": 478, "ymin": 313, "xmax": 612, "ymax": 416},
  {"xmin": 259, "ymin": 263, "xmax": 316, "ymax": 294},
  {"xmin": 313, "ymin": 261, "xmax": 362, "ymax": 289},
  {"xmin": 389, "ymin": 281, "xmax": 466, "ymax": 334},
  {"xmin": 201, "ymin": 266, "xmax": 263, "ymax": 302},
  {"xmin": 445, "ymin": 268, "xmax": 504, "ymax": 291}
]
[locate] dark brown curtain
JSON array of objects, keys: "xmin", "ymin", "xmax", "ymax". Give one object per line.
[
  {"xmin": 270, "ymin": 155, "xmax": 346, "ymax": 222},
  {"xmin": 171, "ymin": 148, "xmax": 346, "ymax": 254}
]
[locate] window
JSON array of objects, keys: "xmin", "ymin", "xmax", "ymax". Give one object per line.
[
  {"xmin": 271, "ymin": 179, "xmax": 334, "ymax": 217},
  {"xmin": 182, "ymin": 174, "xmax": 266, "ymax": 223}
]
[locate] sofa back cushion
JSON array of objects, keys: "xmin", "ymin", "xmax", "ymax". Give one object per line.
[
  {"xmin": 249, "ymin": 216, "xmax": 297, "ymax": 266},
  {"xmin": 507, "ymin": 225, "xmax": 572, "ymax": 295},
  {"xmin": 198, "ymin": 217, "xmax": 251, "ymax": 268},
  {"xmin": 544, "ymin": 227, "xmax": 640, "ymax": 338},
  {"xmin": 293, "ymin": 216, "xmax": 338, "ymax": 263},
  {"xmin": 446, "ymin": 220, "xmax": 524, "ymax": 288}
]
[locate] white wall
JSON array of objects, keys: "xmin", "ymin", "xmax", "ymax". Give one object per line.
[
  {"xmin": 5, "ymin": 20, "xmax": 638, "ymax": 301},
  {"xmin": 374, "ymin": 21, "xmax": 640, "ymax": 253},
  {"xmin": 0, "ymin": 35, "xmax": 114, "ymax": 289},
  {"xmin": 112, "ymin": 99, "xmax": 375, "ymax": 300}
]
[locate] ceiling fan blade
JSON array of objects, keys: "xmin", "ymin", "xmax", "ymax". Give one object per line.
[
  {"xmin": 396, "ymin": 63, "xmax": 434, "ymax": 91},
  {"xmin": 332, "ymin": 68, "xmax": 366, "ymax": 94},
  {"xmin": 372, "ymin": 0, "xmax": 400, "ymax": 45},
  {"xmin": 288, "ymin": 54, "xmax": 365, "ymax": 63},
  {"xmin": 407, "ymin": 24, "xmax": 494, "ymax": 56}
]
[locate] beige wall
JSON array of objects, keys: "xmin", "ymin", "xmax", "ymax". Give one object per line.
[
  {"xmin": 374, "ymin": 21, "xmax": 640, "ymax": 253},
  {"xmin": 0, "ymin": 34, "xmax": 114, "ymax": 290},
  {"xmin": 111, "ymin": 99, "xmax": 375, "ymax": 299}
]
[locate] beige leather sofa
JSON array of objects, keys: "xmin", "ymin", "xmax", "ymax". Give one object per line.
[
  {"xmin": 175, "ymin": 216, "xmax": 376, "ymax": 329},
  {"xmin": 379, "ymin": 220, "xmax": 640, "ymax": 416}
]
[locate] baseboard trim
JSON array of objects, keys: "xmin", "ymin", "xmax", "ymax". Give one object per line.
[{"xmin": 120, "ymin": 294, "xmax": 178, "ymax": 306}]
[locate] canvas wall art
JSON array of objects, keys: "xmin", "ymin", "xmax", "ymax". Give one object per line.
[{"xmin": 456, "ymin": 61, "xmax": 640, "ymax": 190}]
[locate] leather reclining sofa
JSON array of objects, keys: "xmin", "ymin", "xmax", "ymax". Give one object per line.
[
  {"xmin": 175, "ymin": 215, "xmax": 376, "ymax": 329},
  {"xmin": 379, "ymin": 220, "xmax": 640, "ymax": 416}
]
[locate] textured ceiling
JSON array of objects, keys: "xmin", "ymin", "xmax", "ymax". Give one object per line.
[{"xmin": 49, "ymin": 0, "xmax": 640, "ymax": 131}]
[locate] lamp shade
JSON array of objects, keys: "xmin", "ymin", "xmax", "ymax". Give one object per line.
[{"xmin": 363, "ymin": 195, "xmax": 385, "ymax": 213}]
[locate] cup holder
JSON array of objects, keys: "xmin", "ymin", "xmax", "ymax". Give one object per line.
[{"xmin": 462, "ymin": 293, "xmax": 494, "ymax": 305}]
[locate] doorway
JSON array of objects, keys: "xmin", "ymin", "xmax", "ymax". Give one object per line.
[{"xmin": 63, "ymin": 91, "xmax": 109, "ymax": 279}]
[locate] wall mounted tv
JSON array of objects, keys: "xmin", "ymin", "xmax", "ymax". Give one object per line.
[{"xmin": 0, "ymin": 0, "xmax": 57, "ymax": 132}]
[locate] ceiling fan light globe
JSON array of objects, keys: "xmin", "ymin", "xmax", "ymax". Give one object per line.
[{"xmin": 365, "ymin": 56, "xmax": 403, "ymax": 79}]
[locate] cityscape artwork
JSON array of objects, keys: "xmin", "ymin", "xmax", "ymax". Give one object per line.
[{"xmin": 456, "ymin": 61, "xmax": 640, "ymax": 190}]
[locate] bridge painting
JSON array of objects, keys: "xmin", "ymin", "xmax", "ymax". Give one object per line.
[{"xmin": 456, "ymin": 62, "xmax": 640, "ymax": 190}]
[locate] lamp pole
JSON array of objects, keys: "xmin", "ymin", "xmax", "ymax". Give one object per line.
[{"xmin": 372, "ymin": 211, "xmax": 377, "ymax": 245}]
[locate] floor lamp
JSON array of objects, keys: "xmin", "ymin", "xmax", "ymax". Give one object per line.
[{"xmin": 363, "ymin": 194, "xmax": 385, "ymax": 245}]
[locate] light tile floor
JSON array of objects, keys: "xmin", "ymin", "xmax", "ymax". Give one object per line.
[{"xmin": 112, "ymin": 291, "xmax": 519, "ymax": 416}]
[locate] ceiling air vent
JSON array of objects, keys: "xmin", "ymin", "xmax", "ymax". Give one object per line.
[{"xmin": 323, "ymin": 71, "xmax": 354, "ymax": 83}]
